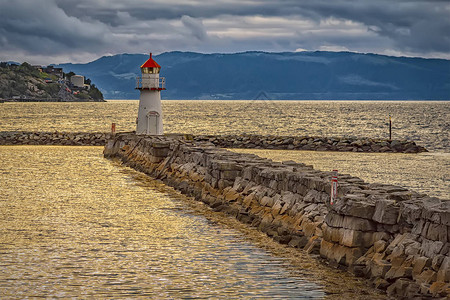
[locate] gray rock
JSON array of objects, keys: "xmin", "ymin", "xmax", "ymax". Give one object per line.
[
  {"xmin": 420, "ymin": 239, "xmax": 444, "ymax": 257},
  {"xmin": 373, "ymin": 200, "xmax": 399, "ymax": 225},
  {"xmin": 332, "ymin": 196, "xmax": 376, "ymax": 219}
]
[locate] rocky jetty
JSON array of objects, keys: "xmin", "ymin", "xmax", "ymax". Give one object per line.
[
  {"xmin": 1, "ymin": 131, "xmax": 428, "ymax": 153},
  {"xmin": 193, "ymin": 134, "xmax": 428, "ymax": 153},
  {"xmin": 0, "ymin": 131, "xmax": 110, "ymax": 146},
  {"xmin": 104, "ymin": 133, "xmax": 448, "ymax": 299}
]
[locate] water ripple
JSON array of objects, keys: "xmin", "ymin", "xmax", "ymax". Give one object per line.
[{"xmin": 0, "ymin": 146, "xmax": 332, "ymax": 299}]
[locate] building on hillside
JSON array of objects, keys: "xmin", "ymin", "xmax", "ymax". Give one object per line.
[
  {"xmin": 71, "ymin": 75, "xmax": 85, "ymax": 88},
  {"xmin": 33, "ymin": 65, "xmax": 63, "ymax": 77},
  {"xmin": 43, "ymin": 66, "xmax": 63, "ymax": 78}
]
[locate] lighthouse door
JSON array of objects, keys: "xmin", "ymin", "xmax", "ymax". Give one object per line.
[{"xmin": 146, "ymin": 111, "xmax": 160, "ymax": 135}]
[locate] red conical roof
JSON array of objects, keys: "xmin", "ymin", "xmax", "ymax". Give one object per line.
[{"xmin": 140, "ymin": 53, "xmax": 161, "ymax": 68}]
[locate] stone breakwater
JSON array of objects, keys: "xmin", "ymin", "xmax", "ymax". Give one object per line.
[
  {"xmin": 0, "ymin": 131, "xmax": 111, "ymax": 146},
  {"xmin": 193, "ymin": 134, "xmax": 428, "ymax": 153},
  {"xmin": 104, "ymin": 133, "xmax": 448, "ymax": 299},
  {"xmin": 0, "ymin": 131, "xmax": 428, "ymax": 153}
]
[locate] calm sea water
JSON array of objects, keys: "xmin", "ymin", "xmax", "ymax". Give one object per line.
[
  {"xmin": 1, "ymin": 100, "xmax": 448, "ymax": 151},
  {"xmin": 0, "ymin": 100, "xmax": 448, "ymax": 298},
  {"xmin": 0, "ymin": 146, "xmax": 384, "ymax": 299}
]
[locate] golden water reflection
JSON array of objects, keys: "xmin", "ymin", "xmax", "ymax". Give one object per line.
[{"xmin": 0, "ymin": 146, "xmax": 387, "ymax": 299}]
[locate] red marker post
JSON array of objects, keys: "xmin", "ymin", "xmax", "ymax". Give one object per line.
[
  {"xmin": 111, "ymin": 123, "xmax": 116, "ymax": 135},
  {"xmin": 330, "ymin": 169, "xmax": 338, "ymax": 205}
]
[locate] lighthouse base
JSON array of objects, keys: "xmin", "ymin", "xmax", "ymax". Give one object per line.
[{"xmin": 136, "ymin": 90, "xmax": 163, "ymax": 135}]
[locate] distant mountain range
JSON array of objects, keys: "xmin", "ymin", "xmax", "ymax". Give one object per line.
[{"xmin": 57, "ymin": 51, "xmax": 450, "ymax": 100}]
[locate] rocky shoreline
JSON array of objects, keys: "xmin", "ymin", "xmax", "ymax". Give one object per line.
[
  {"xmin": 194, "ymin": 134, "xmax": 428, "ymax": 153},
  {"xmin": 0, "ymin": 131, "xmax": 111, "ymax": 146},
  {"xmin": 104, "ymin": 133, "xmax": 449, "ymax": 299},
  {"xmin": 0, "ymin": 131, "xmax": 428, "ymax": 153}
]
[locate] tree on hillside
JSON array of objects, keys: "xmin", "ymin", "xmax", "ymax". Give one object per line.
[
  {"xmin": 19, "ymin": 62, "xmax": 39, "ymax": 77},
  {"xmin": 65, "ymin": 71, "xmax": 75, "ymax": 80},
  {"xmin": 88, "ymin": 84, "xmax": 104, "ymax": 100}
]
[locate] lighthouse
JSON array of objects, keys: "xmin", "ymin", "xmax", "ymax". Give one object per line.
[{"xmin": 136, "ymin": 53, "xmax": 166, "ymax": 135}]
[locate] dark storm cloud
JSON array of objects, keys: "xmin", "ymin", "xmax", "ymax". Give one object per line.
[
  {"xmin": 0, "ymin": 0, "xmax": 113, "ymax": 63},
  {"xmin": 181, "ymin": 16, "xmax": 208, "ymax": 41},
  {"xmin": 55, "ymin": 0, "xmax": 282, "ymax": 22},
  {"xmin": 296, "ymin": 0, "xmax": 450, "ymax": 53},
  {"xmin": 0, "ymin": 0, "xmax": 448, "ymax": 64}
]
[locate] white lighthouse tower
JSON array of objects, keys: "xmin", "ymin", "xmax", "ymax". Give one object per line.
[{"xmin": 136, "ymin": 53, "xmax": 165, "ymax": 135}]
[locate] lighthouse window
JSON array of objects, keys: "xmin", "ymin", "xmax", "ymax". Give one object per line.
[{"xmin": 141, "ymin": 67, "xmax": 160, "ymax": 74}]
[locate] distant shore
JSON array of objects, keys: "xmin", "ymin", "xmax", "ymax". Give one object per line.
[{"xmin": 1, "ymin": 98, "xmax": 106, "ymax": 103}]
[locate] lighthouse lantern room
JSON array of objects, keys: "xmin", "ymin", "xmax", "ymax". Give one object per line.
[{"xmin": 136, "ymin": 53, "xmax": 166, "ymax": 135}]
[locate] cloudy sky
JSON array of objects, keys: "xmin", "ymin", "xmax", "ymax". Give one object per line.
[{"xmin": 0, "ymin": 0, "xmax": 449, "ymax": 64}]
